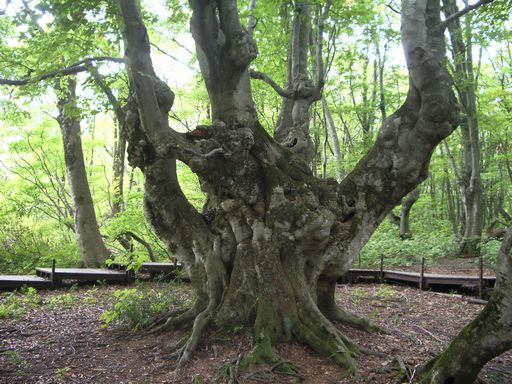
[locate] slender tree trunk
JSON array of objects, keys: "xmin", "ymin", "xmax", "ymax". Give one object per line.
[
  {"xmin": 277, "ymin": 1, "xmax": 317, "ymax": 162},
  {"xmin": 255, "ymin": 1, "xmax": 332, "ymax": 164},
  {"xmin": 56, "ymin": 78, "xmax": 110, "ymax": 268},
  {"xmin": 444, "ymin": 0, "xmax": 484, "ymax": 257},
  {"xmin": 321, "ymin": 109, "xmax": 328, "ymax": 179},
  {"xmin": 86, "ymin": 64, "xmax": 128, "ymax": 216},
  {"xmin": 311, "ymin": 109, "xmax": 320, "ymax": 176},
  {"xmin": 111, "ymin": 119, "xmax": 127, "ymax": 216},
  {"xmin": 445, "ymin": 170, "xmax": 459, "ymax": 236},
  {"xmin": 400, "ymin": 187, "xmax": 420, "ymax": 240},
  {"xmin": 322, "ymin": 98, "xmax": 343, "ymax": 181},
  {"xmin": 376, "ymin": 40, "xmax": 387, "ymax": 121},
  {"xmin": 443, "ymin": 140, "xmax": 465, "ymax": 237}
]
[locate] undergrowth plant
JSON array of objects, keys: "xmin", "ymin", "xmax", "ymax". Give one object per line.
[
  {"xmin": 359, "ymin": 220, "xmax": 458, "ymax": 267},
  {"xmin": 47, "ymin": 285, "xmax": 77, "ymax": 308},
  {"xmin": 2, "ymin": 350, "xmax": 29, "ymax": 376},
  {"xmin": 100, "ymin": 283, "xmax": 190, "ymax": 331},
  {"xmin": 0, "ymin": 287, "xmax": 41, "ymax": 318}
]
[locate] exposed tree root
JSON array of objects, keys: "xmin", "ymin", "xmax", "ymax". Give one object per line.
[
  {"xmin": 221, "ymin": 354, "xmax": 304, "ymax": 383},
  {"xmin": 175, "ymin": 306, "xmax": 213, "ymax": 367},
  {"xmin": 147, "ymin": 298, "xmax": 206, "ymax": 334},
  {"xmin": 245, "ymin": 360, "xmax": 305, "ymax": 382},
  {"xmin": 270, "ymin": 361, "xmax": 304, "ymax": 380},
  {"xmin": 146, "ymin": 307, "xmax": 188, "ymax": 332},
  {"xmin": 329, "ymin": 305, "xmax": 389, "ymax": 334},
  {"xmin": 296, "ymin": 299, "xmax": 359, "ymax": 371},
  {"xmin": 317, "ymin": 277, "xmax": 387, "ymax": 334},
  {"xmin": 218, "ymin": 353, "xmax": 243, "ymax": 384},
  {"xmin": 296, "ymin": 321, "xmax": 357, "ymax": 370}
]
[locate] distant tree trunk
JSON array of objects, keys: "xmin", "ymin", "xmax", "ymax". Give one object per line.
[
  {"xmin": 86, "ymin": 64, "xmax": 127, "ymax": 216},
  {"xmin": 56, "ymin": 78, "xmax": 110, "ymax": 268},
  {"xmin": 444, "ymin": 170, "xmax": 459, "ymax": 236},
  {"xmin": 400, "ymin": 187, "xmax": 420, "ymax": 239},
  {"xmin": 376, "ymin": 39, "xmax": 387, "ymax": 121},
  {"xmin": 444, "ymin": 0, "xmax": 484, "ymax": 257},
  {"xmin": 443, "ymin": 140, "xmax": 464, "ymax": 236},
  {"xmin": 348, "ymin": 43, "xmax": 378, "ymax": 145},
  {"xmin": 420, "ymin": 227, "xmax": 512, "ymax": 383},
  {"xmin": 388, "ymin": 187, "xmax": 420, "ymax": 240},
  {"xmin": 111, "ymin": 120, "xmax": 127, "ymax": 216},
  {"xmin": 494, "ymin": 161, "xmax": 508, "ymax": 222},
  {"xmin": 322, "ymin": 98, "xmax": 343, "ymax": 181},
  {"xmin": 252, "ymin": 0, "xmax": 332, "ymax": 164},
  {"xmin": 321, "ymin": 110, "xmax": 328, "ymax": 178}
]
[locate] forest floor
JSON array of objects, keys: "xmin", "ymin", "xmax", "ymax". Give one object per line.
[{"xmin": 1, "ymin": 259, "xmax": 511, "ymax": 384}]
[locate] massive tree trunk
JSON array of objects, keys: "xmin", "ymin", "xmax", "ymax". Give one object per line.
[
  {"xmin": 56, "ymin": 78, "xmax": 110, "ymax": 268},
  {"xmin": 118, "ymin": 0, "xmax": 458, "ymax": 369},
  {"xmin": 420, "ymin": 227, "xmax": 512, "ymax": 383},
  {"xmin": 444, "ymin": 0, "xmax": 484, "ymax": 257}
]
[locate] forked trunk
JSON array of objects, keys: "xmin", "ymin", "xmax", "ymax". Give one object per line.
[{"xmin": 118, "ymin": 0, "xmax": 459, "ymax": 369}]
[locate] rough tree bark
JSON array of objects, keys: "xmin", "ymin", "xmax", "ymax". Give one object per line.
[
  {"xmin": 56, "ymin": 78, "xmax": 110, "ymax": 268},
  {"xmin": 118, "ymin": 0, "xmax": 459, "ymax": 369},
  {"xmin": 420, "ymin": 227, "xmax": 512, "ymax": 383}
]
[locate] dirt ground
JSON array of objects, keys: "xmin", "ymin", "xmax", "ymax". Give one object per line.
[{"xmin": 1, "ymin": 271, "xmax": 511, "ymax": 383}]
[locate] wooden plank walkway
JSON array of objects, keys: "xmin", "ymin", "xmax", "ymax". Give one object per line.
[
  {"xmin": 0, "ymin": 262, "xmax": 182, "ymax": 290},
  {"xmin": 386, "ymin": 270, "xmax": 495, "ymax": 287},
  {"xmin": 139, "ymin": 262, "xmax": 181, "ymax": 275},
  {"xmin": 0, "ymin": 263, "xmax": 496, "ymax": 292},
  {"xmin": 108, "ymin": 261, "xmax": 182, "ymax": 278},
  {"xmin": 0, "ymin": 275, "xmax": 52, "ymax": 290},
  {"xmin": 342, "ymin": 268, "xmax": 496, "ymax": 290},
  {"xmin": 36, "ymin": 267, "xmax": 128, "ymax": 284}
]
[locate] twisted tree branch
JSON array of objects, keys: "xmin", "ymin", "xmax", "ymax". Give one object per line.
[{"xmin": 250, "ymin": 70, "xmax": 294, "ymax": 98}]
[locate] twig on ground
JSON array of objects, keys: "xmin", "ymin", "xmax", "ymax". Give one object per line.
[
  {"xmin": 467, "ymin": 298, "xmax": 488, "ymax": 305},
  {"xmin": 395, "ymin": 355, "xmax": 411, "ymax": 382},
  {"xmin": 412, "ymin": 325, "xmax": 444, "ymax": 343}
]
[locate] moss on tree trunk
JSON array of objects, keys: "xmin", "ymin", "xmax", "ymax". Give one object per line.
[{"xmin": 117, "ymin": 0, "xmax": 460, "ymax": 371}]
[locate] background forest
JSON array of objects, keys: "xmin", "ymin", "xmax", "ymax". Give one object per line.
[{"xmin": 0, "ymin": 0, "xmax": 510, "ymax": 274}]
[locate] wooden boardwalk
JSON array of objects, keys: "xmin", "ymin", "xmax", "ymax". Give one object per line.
[
  {"xmin": 36, "ymin": 267, "xmax": 128, "ymax": 285},
  {"xmin": 342, "ymin": 268, "xmax": 496, "ymax": 290},
  {"xmin": 110, "ymin": 261, "xmax": 182, "ymax": 275},
  {"xmin": 0, "ymin": 275, "xmax": 52, "ymax": 290},
  {"xmin": 0, "ymin": 262, "xmax": 181, "ymax": 290},
  {"xmin": 0, "ymin": 263, "xmax": 496, "ymax": 293},
  {"xmin": 139, "ymin": 262, "xmax": 182, "ymax": 275}
]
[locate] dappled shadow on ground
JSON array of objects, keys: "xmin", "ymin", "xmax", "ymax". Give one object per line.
[{"xmin": 0, "ymin": 282, "xmax": 510, "ymax": 383}]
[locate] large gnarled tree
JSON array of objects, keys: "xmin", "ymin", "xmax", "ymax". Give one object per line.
[{"xmin": 118, "ymin": 0, "xmax": 472, "ymax": 370}]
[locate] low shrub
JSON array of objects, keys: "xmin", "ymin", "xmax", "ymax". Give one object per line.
[{"xmin": 100, "ymin": 283, "xmax": 189, "ymax": 331}]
